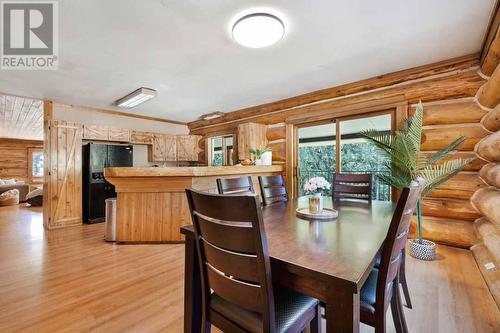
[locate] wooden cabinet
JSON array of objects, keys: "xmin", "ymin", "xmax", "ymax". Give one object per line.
[
  {"xmin": 83, "ymin": 124, "xmax": 108, "ymax": 140},
  {"xmin": 108, "ymin": 127, "xmax": 130, "ymax": 142},
  {"xmin": 237, "ymin": 123, "xmax": 268, "ymax": 161},
  {"xmin": 130, "ymin": 131, "xmax": 153, "ymax": 144},
  {"xmin": 151, "ymin": 134, "xmax": 177, "ymax": 161},
  {"xmin": 177, "ymin": 135, "xmax": 202, "ymax": 161}
]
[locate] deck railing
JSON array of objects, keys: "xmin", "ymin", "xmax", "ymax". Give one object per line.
[{"xmin": 298, "ymin": 169, "xmax": 391, "ymax": 201}]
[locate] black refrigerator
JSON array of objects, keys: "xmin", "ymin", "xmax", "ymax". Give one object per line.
[{"xmin": 82, "ymin": 143, "xmax": 133, "ymax": 224}]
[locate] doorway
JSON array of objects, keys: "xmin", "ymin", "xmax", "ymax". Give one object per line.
[{"xmin": 296, "ymin": 112, "xmax": 393, "ymax": 200}]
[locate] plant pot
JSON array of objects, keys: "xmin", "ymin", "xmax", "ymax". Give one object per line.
[
  {"xmin": 408, "ymin": 239, "xmax": 436, "ymax": 261},
  {"xmin": 254, "ymin": 159, "xmax": 263, "ymax": 166},
  {"xmin": 308, "ymin": 193, "xmax": 323, "ymax": 214},
  {"xmin": 261, "ymin": 151, "xmax": 272, "ymax": 165}
]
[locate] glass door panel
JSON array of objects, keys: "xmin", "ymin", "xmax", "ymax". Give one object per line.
[
  {"xmin": 297, "ymin": 122, "xmax": 336, "ymax": 196},
  {"xmin": 339, "ymin": 114, "xmax": 392, "ymax": 201}
]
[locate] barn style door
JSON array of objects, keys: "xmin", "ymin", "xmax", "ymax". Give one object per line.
[{"xmin": 43, "ymin": 120, "xmax": 83, "ymax": 229}]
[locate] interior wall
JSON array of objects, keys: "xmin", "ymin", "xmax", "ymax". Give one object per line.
[
  {"xmin": 0, "ymin": 139, "xmax": 43, "ymax": 184},
  {"xmin": 190, "ymin": 57, "xmax": 487, "ymax": 249},
  {"xmin": 53, "ymin": 102, "xmax": 188, "ymax": 167}
]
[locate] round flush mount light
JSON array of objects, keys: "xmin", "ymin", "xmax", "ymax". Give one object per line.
[{"xmin": 232, "ymin": 13, "xmax": 285, "ymax": 48}]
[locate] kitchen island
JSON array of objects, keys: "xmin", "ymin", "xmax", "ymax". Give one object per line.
[{"xmin": 104, "ymin": 165, "xmax": 283, "ymax": 243}]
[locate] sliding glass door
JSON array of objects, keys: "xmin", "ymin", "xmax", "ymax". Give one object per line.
[
  {"xmin": 296, "ymin": 112, "xmax": 392, "ymax": 200},
  {"xmin": 297, "ymin": 122, "xmax": 336, "ymax": 196},
  {"xmin": 339, "ymin": 114, "xmax": 392, "ymax": 200}
]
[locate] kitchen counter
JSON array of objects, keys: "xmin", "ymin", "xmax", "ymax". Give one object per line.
[{"xmin": 104, "ymin": 165, "xmax": 284, "ymax": 243}]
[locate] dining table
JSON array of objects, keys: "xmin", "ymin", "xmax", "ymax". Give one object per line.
[{"xmin": 181, "ymin": 196, "xmax": 397, "ymax": 333}]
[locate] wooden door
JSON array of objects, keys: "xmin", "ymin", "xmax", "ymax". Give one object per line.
[
  {"xmin": 164, "ymin": 134, "xmax": 177, "ymax": 161},
  {"xmin": 43, "ymin": 120, "xmax": 83, "ymax": 229},
  {"xmin": 176, "ymin": 135, "xmax": 201, "ymax": 161},
  {"xmin": 151, "ymin": 134, "xmax": 166, "ymax": 161},
  {"xmin": 83, "ymin": 124, "xmax": 108, "ymax": 140},
  {"xmin": 108, "ymin": 127, "xmax": 131, "ymax": 142},
  {"xmin": 130, "ymin": 131, "xmax": 153, "ymax": 144}
]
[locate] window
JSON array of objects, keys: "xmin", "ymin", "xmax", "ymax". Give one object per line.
[
  {"xmin": 208, "ymin": 135, "xmax": 234, "ymax": 166},
  {"xmin": 296, "ymin": 112, "xmax": 393, "ymax": 200},
  {"xmin": 28, "ymin": 148, "xmax": 44, "ymax": 183}
]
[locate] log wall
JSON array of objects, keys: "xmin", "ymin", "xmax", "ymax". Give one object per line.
[{"xmin": 470, "ymin": 27, "xmax": 500, "ymax": 307}]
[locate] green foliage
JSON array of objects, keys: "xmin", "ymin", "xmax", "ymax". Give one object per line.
[
  {"xmin": 249, "ymin": 146, "xmax": 271, "ymax": 159},
  {"xmin": 360, "ymin": 101, "xmax": 473, "ymax": 242}
]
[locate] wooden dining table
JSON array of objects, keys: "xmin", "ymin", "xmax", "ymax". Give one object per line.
[{"xmin": 181, "ymin": 196, "xmax": 396, "ymax": 333}]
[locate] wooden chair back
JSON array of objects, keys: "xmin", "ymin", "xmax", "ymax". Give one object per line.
[
  {"xmin": 376, "ymin": 179, "xmax": 423, "ymax": 312},
  {"xmin": 258, "ymin": 175, "xmax": 288, "ymax": 206},
  {"xmin": 185, "ymin": 189, "xmax": 275, "ymax": 332},
  {"xmin": 216, "ymin": 176, "xmax": 255, "ymax": 195},
  {"xmin": 332, "ymin": 173, "xmax": 372, "ymax": 200}
]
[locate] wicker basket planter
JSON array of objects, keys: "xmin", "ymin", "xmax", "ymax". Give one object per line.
[{"xmin": 408, "ymin": 239, "xmax": 436, "ymax": 261}]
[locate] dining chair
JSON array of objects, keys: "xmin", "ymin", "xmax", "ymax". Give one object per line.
[
  {"xmin": 216, "ymin": 176, "xmax": 255, "ymax": 195},
  {"xmin": 258, "ymin": 175, "xmax": 288, "ymax": 206},
  {"xmin": 332, "ymin": 173, "xmax": 372, "ymax": 200},
  {"xmin": 358, "ymin": 179, "xmax": 423, "ymax": 333},
  {"xmin": 186, "ymin": 189, "xmax": 320, "ymax": 333}
]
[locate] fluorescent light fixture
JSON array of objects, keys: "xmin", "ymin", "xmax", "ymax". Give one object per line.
[
  {"xmin": 199, "ymin": 111, "xmax": 225, "ymax": 121},
  {"xmin": 232, "ymin": 12, "xmax": 285, "ymax": 48},
  {"xmin": 115, "ymin": 87, "xmax": 157, "ymax": 108}
]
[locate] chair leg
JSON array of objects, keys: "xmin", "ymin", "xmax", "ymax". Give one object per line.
[
  {"xmin": 391, "ymin": 280, "xmax": 403, "ymax": 333},
  {"xmin": 203, "ymin": 320, "xmax": 211, "ymax": 333},
  {"xmin": 399, "ymin": 250, "xmax": 413, "ymax": 309},
  {"xmin": 393, "ymin": 272, "xmax": 409, "ymax": 333},
  {"xmin": 310, "ymin": 304, "xmax": 321, "ymax": 333}
]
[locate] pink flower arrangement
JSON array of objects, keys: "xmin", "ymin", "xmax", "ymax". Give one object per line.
[{"xmin": 303, "ymin": 177, "xmax": 331, "ymax": 194}]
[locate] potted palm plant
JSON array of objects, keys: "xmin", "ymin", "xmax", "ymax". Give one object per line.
[
  {"xmin": 361, "ymin": 101, "xmax": 473, "ymax": 260},
  {"xmin": 249, "ymin": 146, "xmax": 271, "ymax": 165}
]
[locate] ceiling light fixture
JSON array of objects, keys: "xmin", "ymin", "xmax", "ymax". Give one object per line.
[
  {"xmin": 115, "ymin": 87, "xmax": 157, "ymax": 108},
  {"xmin": 199, "ymin": 111, "xmax": 225, "ymax": 121},
  {"xmin": 232, "ymin": 12, "xmax": 285, "ymax": 48}
]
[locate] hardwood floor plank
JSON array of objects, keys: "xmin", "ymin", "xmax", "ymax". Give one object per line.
[{"xmin": 0, "ymin": 205, "xmax": 498, "ymax": 333}]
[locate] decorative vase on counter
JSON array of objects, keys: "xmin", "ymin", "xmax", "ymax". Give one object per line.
[
  {"xmin": 309, "ymin": 193, "xmax": 323, "ymax": 214},
  {"xmin": 254, "ymin": 159, "xmax": 263, "ymax": 166},
  {"xmin": 261, "ymin": 151, "xmax": 272, "ymax": 165}
]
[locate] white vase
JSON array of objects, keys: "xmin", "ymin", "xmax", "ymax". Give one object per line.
[
  {"xmin": 254, "ymin": 159, "xmax": 263, "ymax": 166},
  {"xmin": 261, "ymin": 151, "xmax": 272, "ymax": 165}
]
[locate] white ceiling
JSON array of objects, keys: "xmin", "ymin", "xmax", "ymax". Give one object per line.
[{"xmin": 0, "ymin": 0, "xmax": 494, "ymax": 123}]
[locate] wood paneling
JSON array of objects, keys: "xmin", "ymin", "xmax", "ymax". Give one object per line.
[
  {"xmin": 410, "ymin": 216, "xmax": 476, "ymax": 248},
  {"xmin": 108, "ymin": 127, "xmax": 130, "ymax": 142},
  {"xmin": 421, "ymin": 124, "xmax": 489, "ymax": 151},
  {"xmin": 477, "ymin": 63, "xmax": 500, "ymax": 108},
  {"xmin": 43, "ymin": 120, "xmax": 82, "ymax": 229},
  {"xmin": 130, "ymin": 130, "xmax": 153, "ymax": 144},
  {"xmin": 237, "ymin": 123, "xmax": 268, "ymax": 161},
  {"xmin": 471, "ymin": 187, "xmax": 500, "ymax": 227},
  {"xmin": 482, "ymin": 104, "xmax": 500, "ymax": 132},
  {"xmin": 480, "ymin": 163, "xmax": 500, "ymax": 188},
  {"xmin": 476, "ymin": 130, "xmax": 500, "ymax": 162},
  {"xmin": 409, "ymin": 99, "xmax": 487, "ymax": 126},
  {"xmin": 0, "ymin": 139, "xmax": 43, "ymax": 183},
  {"xmin": 268, "ymin": 141, "xmax": 286, "ymax": 162},
  {"xmin": 427, "ymin": 172, "xmax": 484, "ymax": 199},
  {"xmin": 176, "ymin": 135, "xmax": 202, "ymax": 161},
  {"xmin": 480, "ymin": 2, "xmax": 500, "ymax": 76},
  {"xmin": 421, "ymin": 197, "xmax": 480, "ymax": 221},
  {"xmin": 1, "ymin": 206, "xmax": 498, "ymax": 333},
  {"xmin": 83, "ymin": 124, "xmax": 108, "ymax": 140},
  {"xmin": 0, "ymin": 94, "xmax": 43, "ymax": 140}
]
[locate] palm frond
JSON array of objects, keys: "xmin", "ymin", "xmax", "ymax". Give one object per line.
[
  {"xmin": 420, "ymin": 158, "xmax": 473, "ymax": 195},
  {"xmin": 407, "ymin": 101, "xmax": 423, "ymax": 152},
  {"xmin": 428, "ymin": 136, "xmax": 466, "ymax": 164}
]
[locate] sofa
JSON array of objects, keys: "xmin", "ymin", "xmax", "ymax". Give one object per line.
[{"xmin": 0, "ymin": 182, "xmax": 29, "ymax": 202}]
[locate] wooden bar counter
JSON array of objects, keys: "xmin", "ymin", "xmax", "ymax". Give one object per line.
[{"xmin": 104, "ymin": 165, "xmax": 283, "ymax": 243}]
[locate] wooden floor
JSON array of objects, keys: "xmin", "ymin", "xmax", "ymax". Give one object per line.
[{"xmin": 0, "ymin": 205, "xmax": 498, "ymax": 333}]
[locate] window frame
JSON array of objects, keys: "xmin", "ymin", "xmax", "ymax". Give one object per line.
[{"xmin": 28, "ymin": 147, "xmax": 44, "ymax": 184}]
